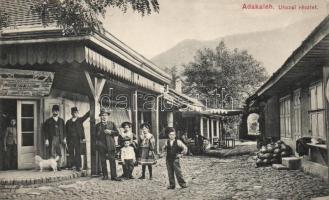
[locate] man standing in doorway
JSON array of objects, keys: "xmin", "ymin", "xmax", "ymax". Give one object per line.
[
  {"xmin": 65, "ymin": 107, "xmax": 89, "ymax": 171},
  {"xmin": 44, "ymin": 105, "xmax": 66, "ymax": 170},
  {"xmin": 96, "ymin": 108, "xmax": 121, "ymax": 181}
]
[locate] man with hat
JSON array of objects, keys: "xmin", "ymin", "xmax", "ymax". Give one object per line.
[
  {"xmin": 96, "ymin": 108, "xmax": 121, "ymax": 181},
  {"xmin": 43, "ymin": 105, "xmax": 66, "ymax": 170},
  {"xmin": 65, "ymin": 107, "xmax": 90, "ymax": 171}
]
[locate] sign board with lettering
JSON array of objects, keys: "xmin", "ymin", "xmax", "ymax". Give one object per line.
[{"xmin": 0, "ymin": 68, "xmax": 54, "ymax": 97}]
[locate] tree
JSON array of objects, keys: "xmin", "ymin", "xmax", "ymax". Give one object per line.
[
  {"xmin": 164, "ymin": 66, "xmax": 179, "ymax": 88},
  {"xmin": 0, "ymin": 0, "xmax": 159, "ymax": 34},
  {"xmin": 183, "ymin": 41, "xmax": 268, "ymax": 109}
]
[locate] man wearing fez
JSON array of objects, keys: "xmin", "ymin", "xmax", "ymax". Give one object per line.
[
  {"xmin": 44, "ymin": 105, "xmax": 66, "ymax": 170},
  {"xmin": 65, "ymin": 107, "xmax": 90, "ymax": 171},
  {"xmin": 96, "ymin": 108, "xmax": 121, "ymax": 181}
]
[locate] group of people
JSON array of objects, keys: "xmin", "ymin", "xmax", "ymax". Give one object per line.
[
  {"xmin": 43, "ymin": 105, "xmax": 89, "ymax": 172},
  {"xmin": 45, "ymin": 105, "xmax": 188, "ymax": 189}
]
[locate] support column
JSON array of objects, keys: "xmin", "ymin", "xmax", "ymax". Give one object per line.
[
  {"xmin": 132, "ymin": 90, "xmax": 138, "ymax": 140},
  {"xmin": 167, "ymin": 112, "xmax": 174, "ymax": 127},
  {"xmin": 200, "ymin": 116, "xmax": 204, "ymax": 136},
  {"xmin": 84, "ymin": 71, "xmax": 106, "ymax": 175},
  {"xmin": 216, "ymin": 120, "xmax": 220, "ymax": 138},
  {"xmin": 151, "ymin": 97, "xmax": 160, "ymax": 154},
  {"xmin": 206, "ymin": 118, "xmax": 210, "ymax": 139},
  {"xmin": 210, "ymin": 119, "xmax": 213, "ymax": 144}
]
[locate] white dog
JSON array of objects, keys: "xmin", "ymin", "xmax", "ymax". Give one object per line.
[{"xmin": 35, "ymin": 155, "xmax": 59, "ymax": 172}]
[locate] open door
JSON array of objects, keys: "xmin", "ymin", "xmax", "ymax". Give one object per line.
[{"xmin": 17, "ymin": 100, "xmax": 37, "ymax": 169}]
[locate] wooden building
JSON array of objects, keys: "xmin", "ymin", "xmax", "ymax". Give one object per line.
[
  {"xmin": 0, "ymin": 0, "xmax": 172, "ymax": 174},
  {"xmin": 248, "ymin": 16, "xmax": 329, "ymax": 179}
]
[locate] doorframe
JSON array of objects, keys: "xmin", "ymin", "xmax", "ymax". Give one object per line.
[{"xmin": 17, "ymin": 100, "xmax": 38, "ymax": 169}]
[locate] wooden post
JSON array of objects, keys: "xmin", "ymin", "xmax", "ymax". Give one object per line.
[
  {"xmin": 200, "ymin": 116, "xmax": 203, "ymax": 136},
  {"xmin": 322, "ymin": 66, "xmax": 329, "ymax": 180},
  {"xmin": 132, "ymin": 90, "xmax": 139, "ymax": 141},
  {"xmin": 216, "ymin": 119, "xmax": 220, "ymax": 138},
  {"xmin": 209, "ymin": 119, "xmax": 213, "ymax": 144},
  {"xmin": 151, "ymin": 97, "xmax": 160, "ymax": 154},
  {"xmin": 167, "ymin": 112, "xmax": 174, "ymax": 127},
  {"xmin": 84, "ymin": 70, "xmax": 106, "ymax": 176},
  {"xmin": 206, "ymin": 118, "xmax": 210, "ymax": 139}
]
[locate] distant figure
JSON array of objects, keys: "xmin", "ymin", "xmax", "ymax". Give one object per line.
[
  {"xmin": 4, "ymin": 118, "xmax": 17, "ymax": 170},
  {"xmin": 162, "ymin": 127, "xmax": 188, "ymax": 189},
  {"xmin": 195, "ymin": 134, "xmax": 207, "ymax": 154}
]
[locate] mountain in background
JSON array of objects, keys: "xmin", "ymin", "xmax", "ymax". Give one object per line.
[{"xmin": 151, "ymin": 16, "xmax": 324, "ymax": 75}]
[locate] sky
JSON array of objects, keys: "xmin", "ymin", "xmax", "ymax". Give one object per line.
[{"xmin": 103, "ymin": 0, "xmax": 328, "ymax": 59}]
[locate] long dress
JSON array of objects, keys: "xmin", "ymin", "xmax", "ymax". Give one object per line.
[{"xmin": 138, "ymin": 133, "xmax": 156, "ymax": 165}]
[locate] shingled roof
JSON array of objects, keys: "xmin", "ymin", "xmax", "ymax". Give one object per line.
[{"xmin": 0, "ymin": 0, "xmax": 55, "ymax": 29}]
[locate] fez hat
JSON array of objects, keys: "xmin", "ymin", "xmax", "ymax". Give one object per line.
[
  {"xmin": 99, "ymin": 108, "xmax": 110, "ymax": 116},
  {"xmin": 71, "ymin": 107, "xmax": 78, "ymax": 113},
  {"xmin": 123, "ymin": 136, "xmax": 131, "ymax": 142},
  {"xmin": 52, "ymin": 105, "xmax": 60, "ymax": 111},
  {"xmin": 140, "ymin": 122, "xmax": 151, "ymax": 130},
  {"xmin": 165, "ymin": 127, "xmax": 176, "ymax": 136},
  {"xmin": 121, "ymin": 121, "xmax": 132, "ymax": 128}
]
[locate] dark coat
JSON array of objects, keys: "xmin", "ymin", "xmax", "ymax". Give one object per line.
[
  {"xmin": 43, "ymin": 117, "xmax": 66, "ymax": 144},
  {"xmin": 296, "ymin": 137, "xmax": 312, "ymax": 156},
  {"xmin": 96, "ymin": 121, "xmax": 119, "ymax": 153},
  {"xmin": 65, "ymin": 111, "xmax": 90, "ymax": 141}
]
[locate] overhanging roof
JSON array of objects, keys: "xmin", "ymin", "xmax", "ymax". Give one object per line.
[
  {"xmin": 0, "ymin": 27, "xmax": 171, "ymax": 86},
  {"xmin": 254, "ymin": 15, "xmax": 329, "ymax": 97}
]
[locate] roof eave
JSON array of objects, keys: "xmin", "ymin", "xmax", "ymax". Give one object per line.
[{"xmin": 255, "ymin": 15, "xmax": 329, "ymax": 97}]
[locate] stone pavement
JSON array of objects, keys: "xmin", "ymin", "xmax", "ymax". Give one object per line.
[{"xmin": 1, "ymin": 155, "xmax": 329, "ymax": 200}]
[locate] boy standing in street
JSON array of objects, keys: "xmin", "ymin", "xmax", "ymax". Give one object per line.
[
  {"xmin": 120, "ymin": 137, "xmax": 136, "ymax": 179},
  {"xmin": 162, "ymin": 127, "xmax": 188, "ymax": 189}
]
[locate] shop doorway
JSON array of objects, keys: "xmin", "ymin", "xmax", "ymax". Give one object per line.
[{"xmin": 0, "ymin": 99, "xmax": 17, "ymax": 170}]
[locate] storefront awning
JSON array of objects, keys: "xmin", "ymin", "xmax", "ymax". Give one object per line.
[
  {"xmin": 0, "ymin": 37, "xmax": 167, "ymax": 94},
  {"xmin": 163, "ymin": 89, "xmax": 204, "ymax": 110}
]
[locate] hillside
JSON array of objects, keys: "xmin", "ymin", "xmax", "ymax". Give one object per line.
[{"xmin": 151, "ymin": 16, "xmax": 324, "ymax": 74}]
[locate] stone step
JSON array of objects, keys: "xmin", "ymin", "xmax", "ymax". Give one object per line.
[
  {"xmin": 311, "ymin": 196, "xmax": 329, "ymax": 200},
  {"xmin": 272, "ymin": 164, "xmax": 288, "ymax": 170},
  {"xmin": 0, "ymin": 170, "xmax": 84, "ymax": 186},
  {"xmin": 281, "ymin": 157, "xmax": 301, "ymax": 170}
]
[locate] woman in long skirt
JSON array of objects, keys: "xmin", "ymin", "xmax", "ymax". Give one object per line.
[{"xmin": 138, "ymin": 123, "xmax": 155, "ymax": 180}]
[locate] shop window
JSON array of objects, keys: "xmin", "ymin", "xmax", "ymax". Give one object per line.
[
  {"xmin": 309, "ymin": 82, "xmax": 325, "ymax": 139},
  {"xmin": 280, "ymin": 96, "xmax": 291, "ymax": 138},
  {"xmin": 22, "ymin": 133, "xmax": 34, "ymax": 146},
  {"xmin": 21, "ymin": 103, "xmax": 35, "ymax": 146}
]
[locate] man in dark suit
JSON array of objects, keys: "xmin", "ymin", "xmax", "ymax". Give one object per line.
[
  {"xmin": 96, "ymin": 108, "xmax": 121, "ymax": 181},
  {"xmin": 65, "ymin": 107, "xmax": 89, "ymax": 171},
  {"xmin": 43, "ymin": 105, "xmax": 66, "ymax": 170}
]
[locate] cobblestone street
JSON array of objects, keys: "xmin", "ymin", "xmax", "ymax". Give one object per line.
[{"xmin": 1, "ymin": 155, "xmax": 329, "ymax": 200}]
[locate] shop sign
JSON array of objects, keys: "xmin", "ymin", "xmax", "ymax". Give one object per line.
[{"xmin": 0, "ymin": 68, "xmax": 54, "ymax": 97}]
